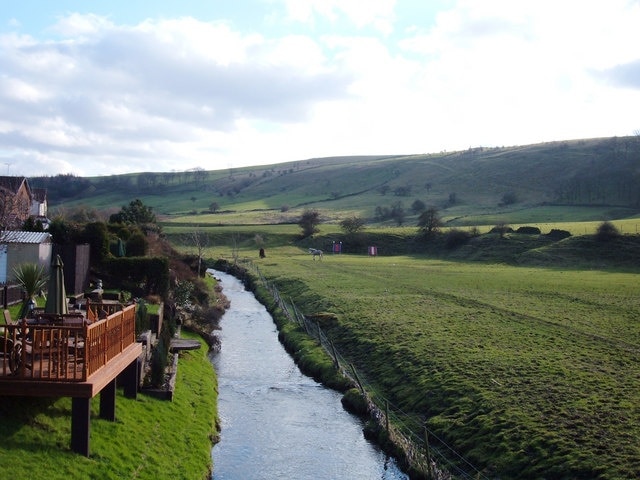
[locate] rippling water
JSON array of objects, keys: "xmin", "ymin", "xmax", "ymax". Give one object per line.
[{"xmin": 210, "ymin": 269, "xmax": 408, "ymax": 480}]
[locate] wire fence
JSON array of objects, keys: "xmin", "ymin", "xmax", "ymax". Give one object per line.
[{"xmin": 242, "ymin": 260, "xmax": 491, "ymax": 480}]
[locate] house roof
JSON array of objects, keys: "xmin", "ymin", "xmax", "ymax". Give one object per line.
[
  {"xmin": 32, "ymin": 188, "xmax": 47, "ymax": 203},
  {"xmin": 0, "ymin": 176, "xmax": 28, "ymax": 194},
  {"xmin": 0, "ymin": 230, "xmax": 52, "ymax": 244}
]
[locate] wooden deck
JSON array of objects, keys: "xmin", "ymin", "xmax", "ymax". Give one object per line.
[
  {"xmin": 0, "ymin": 303, "xmax": 141, "ymax": 394},
  {"xmin": 0, "ymin": 303, "xmax": 143, "ymax": 456}
]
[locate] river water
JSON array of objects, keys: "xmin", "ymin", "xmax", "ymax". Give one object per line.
[{"xmin": 209, "ymin": 269, "xmax": 409, "ymax": 480}]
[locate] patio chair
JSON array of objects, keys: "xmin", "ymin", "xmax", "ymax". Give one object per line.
[
  {"xmin": 0, "ymin": 311, "xmax": 21, "ymax": 374},
  {"xmin": 61, "ymin": 314, "xmax": 87, "ymax": 371},
  {"xmin": 2, "ymin": 309, "xmax": 14, "ymax": 326},
  {"xmin": 0, "ymin": 336, "xmax": 20, "ymax": 375},
  {"xmin": 61, "ymin": 313, "xmax": 86, "ymax": 326}
]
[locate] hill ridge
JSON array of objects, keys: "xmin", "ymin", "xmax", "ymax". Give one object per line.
[{"xmin": 31, "ymin": 135, "xmax": 640, "ymax": 223}]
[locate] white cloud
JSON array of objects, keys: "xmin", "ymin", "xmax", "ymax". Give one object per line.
[
  {"xmin": 1, "ymin": 1, "xmax": 640, "ymax": 177},
  {"xmin": 50, "ymin": 12, "xmax": 114, "ymax": 37},
  {"xmin": 0, "ymin": 14, "xmax": 355, "ymax": 176},
  {"xmin": 278, "ymin": 0, "xmax": 396, "ymax": 34}
]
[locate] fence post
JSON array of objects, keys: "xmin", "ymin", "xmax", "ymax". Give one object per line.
[
  {"xmin": 329, "ymin": 339, "xmax": 340, "ymax": 370},
  {"xmin": 290, "ymin": 300, "xmax": 299, "ymax": 324},
  {"xmin": 349, "ymin": 363, "xmax": 365, "ymax": 394},
  {"xmin": 385, "ymin": 400, "xmax": 390, "ymax": 434},
  {"xmin": 425, "ymin": 426, "xmax": 434, "ymax": 479}
]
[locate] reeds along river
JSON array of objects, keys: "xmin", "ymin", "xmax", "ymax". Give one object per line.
[{"xmin": 209, "ymin": 269, "xmax": 408, "ymax": 480}]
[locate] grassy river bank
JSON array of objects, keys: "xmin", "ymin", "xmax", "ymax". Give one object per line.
[
  {"xmin": 0, "ymin": 330, "xmax": 217, "ymax": 480},
  {"xmin": 209, "ymin": 234, "xmax": 640, "ymax": 480}
]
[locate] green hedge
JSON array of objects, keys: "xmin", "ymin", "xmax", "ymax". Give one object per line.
[{"xmin": 103, "ymin": 256, "xmax": 169, "ymax": 299}]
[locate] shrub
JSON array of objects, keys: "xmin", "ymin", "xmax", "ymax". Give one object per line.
[
  {"xmin": 516, "ymin": 226, "xmax": 541, "ymax": 234},
  {"xmin": 417, "ymin": 207, "xmax": 441, "ymax": 235},
  {"xmin": 340, "ymin": 216, "xmax": 366, "ymax": 235},
  {"xmin": 149, "ymin": 336, "xmax": 168, "ymax": 388},
  {"xmin": 126, "ymin": 233, "xmax": 149, "ymax": 256},
  {"xmin": 595, "ymin": 221, "xmax": 621, "ymax": 242},
  {"xmin": 82, "ymin": 221, "xmax": 111, "ymax": 265},
  {"xmin": 445, "ymin": 229, "xmax": 472, "ymax": 249},
  {"xmin": 298, "ymin": 209, "xmax": 321, "ymax": 238},
  {"xmin": 546, "ymin": 229, "xmax": 572, "ymax": 240},
  {"xmin": 490, "ymin": 224, "xmax": 513, "ymax": 237},
  {"xmin": 174, "ymin": 280, "xmax": 194, "ymax": 307},
  {"xmin": 341, "ymin": 388, "xmax": 368, "ymax": 416},
  {"xmin": 103, "ymin": 257, "xmax": 170, "ymax": 298},
  {"xmin": 135, "ymin": 299, "xmax": 149, "ymax": 335},
  {"xmin": 411, "ymin": 199, "xmax": 426, "ymax": 214}
]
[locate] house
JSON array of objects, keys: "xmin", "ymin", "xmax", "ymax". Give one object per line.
[
  {"xmin": 0, "ymin": 176, "xmax": 49, "ymax": 231},
  {"xmin": 0, "ymin": 176, "xmax": 33, "ymax": 230},
  {"xmin": 30, "ymin": 187, "xmax": 50, "ymax": 228},
  {"xmin": 0, "ymin": 230, "xmax": 53, "ymax": 284}
]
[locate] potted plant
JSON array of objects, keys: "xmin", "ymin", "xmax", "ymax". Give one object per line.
[{"xmin": 13, "ymin": 263, "xmax": 48, "ymax": 319}]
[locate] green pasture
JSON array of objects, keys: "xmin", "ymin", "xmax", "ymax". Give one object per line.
[
  {"xmin": 171, "ymin": 219, "xmax": 640, "ymax": 478},
  {"xmin": 161, "ymin": 210, "xmax": 302, "ymax": 226},
  {"xmin": 252, "ymin": 252, "xmax": 640, "ymax": 478},
  {"xmin": 160, "ymin": 204, "xmax": 640, "ymax": 238},
  {"xmin": 445, "ymin": 205, "xmax": 640, "ymax": 232}
]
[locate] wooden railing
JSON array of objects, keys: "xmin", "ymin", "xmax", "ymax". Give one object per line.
[
  {"xmin": 86, "ymin": 299, "xmax": 123, "ymax": 322},
  {"xmin": 0, "ymin": 304, "xmax": 137, "ymax": 382}
]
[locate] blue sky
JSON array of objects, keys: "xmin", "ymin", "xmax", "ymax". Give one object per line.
[{"xmin": 1, "ymin": 0, "xmax": 639, "ymax": 177}]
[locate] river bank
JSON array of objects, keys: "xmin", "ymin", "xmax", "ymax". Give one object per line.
[
  {"xmin": 212, "ymin": 259, "xmax": 426, "ymax": 479},
  {"xmin": 210, "ymin": 268, "xmax": 409, "ymax": 479},
  {"xmin": 0, "ymin": 329, "xmax": 217, "ymax": 480}
]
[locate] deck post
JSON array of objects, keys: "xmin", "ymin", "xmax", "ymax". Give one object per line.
[
  {"xmin": 71, "ymin": 397, "xmax": 91, "ymax": 456},
  {"xmin": 122, "ymin": 358, "xmax": 139, "ymax": 399},
  {"xmin": 99, "ymin": 379, "xmax": 117, "ymax": 421}
]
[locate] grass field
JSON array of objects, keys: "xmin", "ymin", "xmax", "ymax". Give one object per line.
[
  {"xmin": 177, "ymin": 222, "xmax": 640, "ymax": 479},
  {"xmin": 259, "ymin": 254, "xmax": 640, "ymax": 478},
  {"xmin": 0, "ymin": 332, "xmax": 216, "ymax": 480}
]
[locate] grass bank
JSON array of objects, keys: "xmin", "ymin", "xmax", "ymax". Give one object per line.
[
  {"xmin": 186, "ymin": 225, "xmax": 640, "ymax": 478},
  {"xmin": 0, "ymin": 331, "xmax": 217, "ymax": 480}
]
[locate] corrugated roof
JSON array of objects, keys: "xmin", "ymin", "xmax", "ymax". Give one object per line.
[{"xmin": 0, "ymin": 231, "xmax": 52, "ymax": 244}]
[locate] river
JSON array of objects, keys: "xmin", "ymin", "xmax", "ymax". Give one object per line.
[{"xmin": 209, "ymin": 269, "xmax": 409, "ymax": 480}]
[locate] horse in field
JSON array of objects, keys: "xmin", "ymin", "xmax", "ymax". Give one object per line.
[{"xmin": 308, "ymin": 248, "xmax": 324, "ymax": 260}]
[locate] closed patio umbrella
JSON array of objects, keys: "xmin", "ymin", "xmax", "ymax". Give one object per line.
[
  {"xmin": 44, "ymin": 254, "xmax": 69, "ymax": 315},
  {"xmin": 117, "ymin": 238, "xmax": 126, "ymax": 257}
]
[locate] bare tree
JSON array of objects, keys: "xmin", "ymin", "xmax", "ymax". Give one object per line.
[
  {"xmin": 184, "ymin": 226, "xmax": 210, "ymax": 276},
  {"xmin": 493, "ymin": 222, "xmax": 511, "ymax": 238}
]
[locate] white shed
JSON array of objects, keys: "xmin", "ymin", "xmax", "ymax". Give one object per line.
[{"xmin": 0, "ymin": 231, "xmax": 53, "ymax": 284}]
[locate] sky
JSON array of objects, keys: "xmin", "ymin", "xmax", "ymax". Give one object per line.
[{"xmin": 1, "ymin": 0, "xmax": 640, "ymax": 177}]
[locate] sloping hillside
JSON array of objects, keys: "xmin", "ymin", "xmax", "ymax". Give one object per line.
[{"xmin": 32, "ymin": 136, "xmax": 640, "ymax": 223}]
